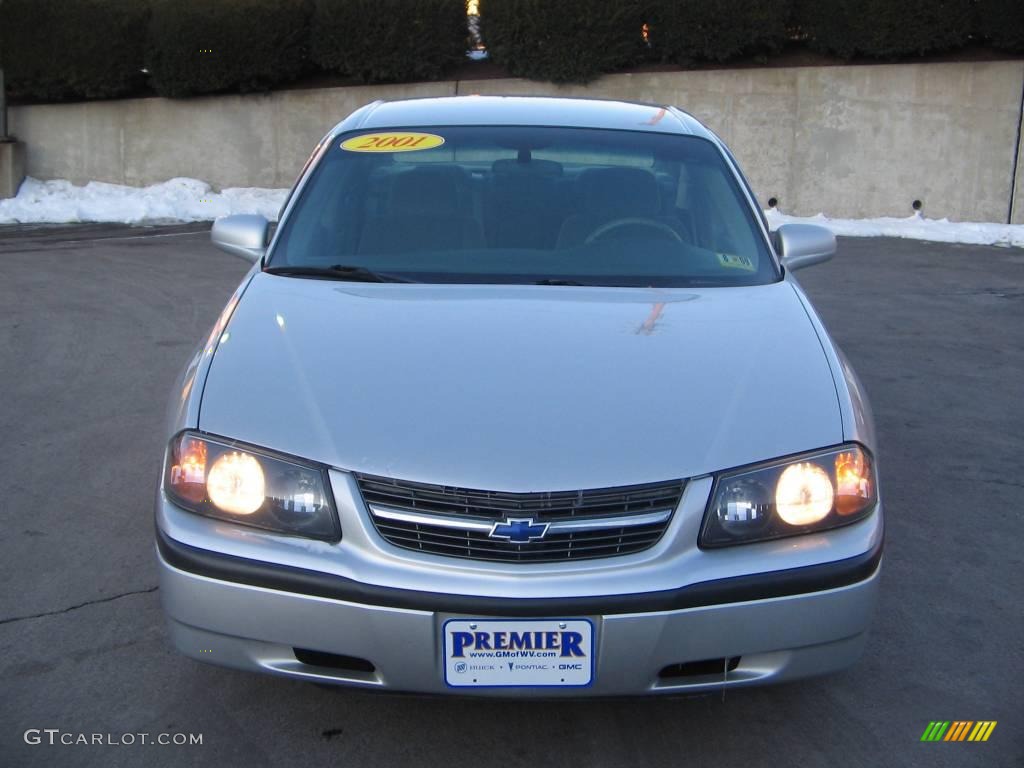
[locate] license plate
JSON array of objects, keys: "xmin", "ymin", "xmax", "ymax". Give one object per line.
[{"xmin": 442, "ymin": 619, "xmax": 594, "ymax": 688}]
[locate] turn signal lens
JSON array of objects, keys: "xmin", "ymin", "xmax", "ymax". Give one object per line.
[
  {"xmin": 700, "ymin": 444, "xmax": 877, "ymax": 548},
  {"xmin": 206, "ymin": 452, "xmax": 265, "ymax": 515},
  {"xmin": 835, "ymin": 449, "xmax": 873, "ymax": 515},
  {"xmin": 168, "ymin": 437, "xmax": 207, "ymax": 504},
  {"xmin": 774, "ymin": 463, "xmax": 834, "ymax": 525}
]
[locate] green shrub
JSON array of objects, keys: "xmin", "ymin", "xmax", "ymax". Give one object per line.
[
  {"xmin": 795, "ymin": 0, "xmax": 973, "ymax": 59},
  {"xmin": 484, "ymin": 0, "xmax": 647, "ymax": 84},
  {"xmin": 975, "ymin": 0, "xmax": 1024, "ymax": 52},
  {"xmin": 146, "ymin": 0, "xmax": 312, "ymax": 98},
  {"xmin": 311, "ymin": 0, "xmax": 467, "ymax": 84},
  {"xmin": 648, "ymin": 0, "xmax": 791, "ymax": 65},
  {"xmin": 0, "ymin": 0, "xmax": 149, "ymax": 102}
]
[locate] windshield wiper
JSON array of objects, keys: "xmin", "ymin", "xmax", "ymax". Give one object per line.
[
  {"xmin": 263, "ymin": 264, "xmax": 414, "ymax": 283},
  {"xmin": 533, "ymin": 278, "xmax": 586, "ymax": 286}
]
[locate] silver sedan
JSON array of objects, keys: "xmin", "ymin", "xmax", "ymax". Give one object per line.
[{"xmin": 155, "ymin": 96, "xmax": 882, "ymax": 696}]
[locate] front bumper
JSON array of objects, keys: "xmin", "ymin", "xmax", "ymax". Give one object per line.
[
  {"xmin": 156, "ymin": 470, "xmax": 882, "ymax": 696},
  {"xmin": 156, "ymin": 530, "xmax": 881, "ymax": 697}
]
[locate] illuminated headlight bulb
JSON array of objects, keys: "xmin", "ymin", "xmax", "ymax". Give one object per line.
[
  {"xmin": 775, "ymin": 462, "xmax": 834, "ymax": 526},
  {"xmin": 207, "ymin": 452, "xmax": 266, "ymax": 515}
]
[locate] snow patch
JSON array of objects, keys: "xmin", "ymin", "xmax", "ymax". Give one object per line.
[
  {"xmin": 765, "ymin": 208, "xmax": 1024, "ymax": 249},
  {"xmin": 2, "ymin": 176, "xmax": 1022, "ymax": 248},
  {"xmin": 0, "ymin": 177, "xmax": 287, "ymax": 225}
]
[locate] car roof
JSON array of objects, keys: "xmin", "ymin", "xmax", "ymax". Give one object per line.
[{"xmin": 331, "ymin": 96, "xmax": 716, "ymax": 140}]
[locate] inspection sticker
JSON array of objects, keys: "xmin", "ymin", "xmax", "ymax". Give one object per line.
[
  {"xmin": 341, "ymin": 132, "xmax": 445, "ymax": 153},
  {"xmin": 717, "ymin": 252, "xmax": 756, "ymax": 271}
]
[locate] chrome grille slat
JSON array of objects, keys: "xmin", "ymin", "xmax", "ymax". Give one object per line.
[
  {"xmin": 373, "ymin": 522, "xmax": 663, "ymax": 547},
  {"xmin": 374, "ymin": 532, "xmax": 664, "ymax": 562},
  {"xmin": 356, "ymin": 474, "xmax": 684, "ymax": 563},
  {"xmin": 356, "ymin": 487, "xmax": 675, "ymax": 505},
  {"xmin": 355, "ymin": 482, "xmax": 681, "ymax": 520}
]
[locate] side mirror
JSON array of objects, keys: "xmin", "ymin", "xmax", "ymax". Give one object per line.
[
  {"xmin": 211, "ymin": 214, "xmax": 269, "ymax": 263},
  {"xmin": 775, "ymin": 223, "xmax": 836, "ymax": 271}
]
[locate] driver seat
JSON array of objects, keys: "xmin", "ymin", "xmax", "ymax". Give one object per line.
[{"xmin": 555, "ymin": 167, "xmax": 690, "ymax": 248}]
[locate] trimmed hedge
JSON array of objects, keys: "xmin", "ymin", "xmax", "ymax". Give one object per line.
[
  {"xmin": 311, "ymin": 0, "xmax": 467, "ymax": 83},
  {"xmin": 649, "ymin": 0, "xmax": 791, "ymax": 65},
  {"xmin": 0, "ymin": 0, "xmax": 149, "ymax": 101},
  {"xmin": 484, "ymin": 0, "xmax": 648, "ymax": 84},
  {"xmin": 2, "ymin": 0, "xmax": 1018, "ymax": 102},
  {"xmin": 795, "ymin": 0, "xmax": 973, "ymax": 59},
  {"xmin": 976, "ymin": 0, "xmax": 1024, "ymax": 53},
  {"xmin": 146, "ymin": 0, "xmax": 312, "ymax": 98}
]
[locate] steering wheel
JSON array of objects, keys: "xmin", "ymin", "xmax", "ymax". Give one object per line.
[{"xmin": 584, "ymin": 217, "xmax": 683, "ymax": 245}]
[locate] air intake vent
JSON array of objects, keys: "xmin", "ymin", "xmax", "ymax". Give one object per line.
[
  {"xmin": 293, "ymin": 648, "xmax": 376, "ymax": 673},
  {"xmin": 659, "ymin": 657, "xmax": 741, "ymax": 679}
]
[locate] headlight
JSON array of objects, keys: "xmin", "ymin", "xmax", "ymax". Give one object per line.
[
  {"xmin": 164, "ymin": 432, "xmax": 339, "ymax": 540},
  {"xmin": 700, "ymin": 444, "xmax": 876, "ymax": 548}
]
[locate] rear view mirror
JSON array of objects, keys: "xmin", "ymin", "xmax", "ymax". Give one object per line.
[
  {"xmin": 211, "ymin": 214, "xmax": 269, "ymax": 263},
  {"xmin": 775, "ymin": 224, "xmax": 836, "ymax": 271}
]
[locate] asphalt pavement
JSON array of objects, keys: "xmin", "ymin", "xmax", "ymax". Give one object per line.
[{"xmin": 0, "ymin": 225, "xmax": 1021, "ymax": 767}]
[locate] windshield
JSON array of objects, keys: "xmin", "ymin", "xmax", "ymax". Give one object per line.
[{"xmin": 269, "ymin": 126, "xmax": 777, "ymax": 287}]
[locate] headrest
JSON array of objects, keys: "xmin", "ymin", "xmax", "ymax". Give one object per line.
[
  {"xmin": 579, "ymin": 167, "xmax": 660, "ymax": 216},
  {"xmin": 390, "ymin": 166, "xmax": 467, "ymax": 215}
]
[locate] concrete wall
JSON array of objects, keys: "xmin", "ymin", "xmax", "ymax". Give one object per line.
[
  {"xmin": 9, "ymin": 80, "xmax": 455, "ymax": 191},
  {"xmin": 10, "ymin": 60, "xmax": 1024, "ymax": 223}
]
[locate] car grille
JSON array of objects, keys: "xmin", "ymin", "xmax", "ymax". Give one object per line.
[{"xmin": 355, "ymin": 473, "xmax": 685, "ymax": 563}]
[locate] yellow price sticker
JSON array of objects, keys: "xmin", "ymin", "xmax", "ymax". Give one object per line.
[
  {"xmin": 717, "ymin": 253, "xmax": 756, "ymax": 271},
  {"xmin": 341, "ymin": 132, "xmax": 445, "ymax": 153}
]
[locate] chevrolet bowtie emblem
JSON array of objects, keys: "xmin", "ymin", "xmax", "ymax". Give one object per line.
[{"xmin": 488, "ymin": 517, "xmax": 550, "ymax": 543}]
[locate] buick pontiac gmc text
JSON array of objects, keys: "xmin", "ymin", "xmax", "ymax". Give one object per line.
[{"xmin": 155, "ymin": 96, "xmax": 882, "ymax": 696}]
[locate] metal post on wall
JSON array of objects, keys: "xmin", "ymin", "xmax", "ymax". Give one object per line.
[
  {"xmin": 0, "ymin": 0, "xmax": 6, "ymax": 139},
  {"xmin": 1009, "ymin": 73, "xmax": 1024, "ymax": 225},
  {"xmin": 0, "ymin": 68, "xmax": 8, "ymax": 139}
]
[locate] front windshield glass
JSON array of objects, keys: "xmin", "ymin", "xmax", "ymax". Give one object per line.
[{"xmin": 269, "ymin": 126, "xmax": 777, "ymax": 287}]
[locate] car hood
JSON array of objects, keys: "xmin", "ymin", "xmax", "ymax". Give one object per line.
[{"xmin": 199, "ymin": 275, "xmax": 841, "ymax": 491}]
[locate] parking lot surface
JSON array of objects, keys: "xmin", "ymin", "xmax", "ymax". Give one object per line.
[{"xmin": 0, "ymin": 225, "xmax": 1021, "ymax": 767}]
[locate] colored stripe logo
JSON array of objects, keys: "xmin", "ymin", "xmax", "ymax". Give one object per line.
[{"xmin": 920, "ymin": 721, "xmax": 997, "ymax": 742}]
